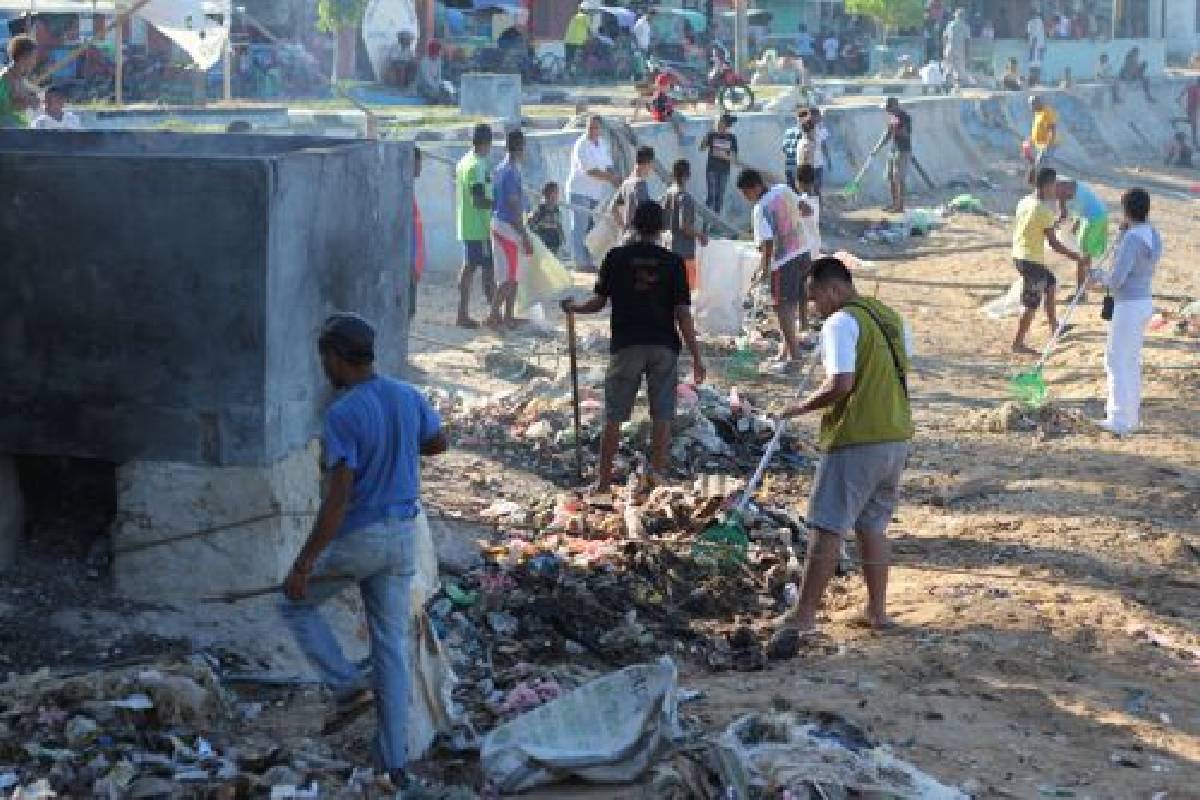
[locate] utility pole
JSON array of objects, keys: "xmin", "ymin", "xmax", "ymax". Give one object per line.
[{"xmin": 733, "ymin": 0, "xmax": 747, "ymax": 73}]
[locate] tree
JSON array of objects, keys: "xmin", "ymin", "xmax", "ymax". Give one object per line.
[
  {"xmin": 317, "ymin": 0, "xmax": 368, "ymax": 81},
  {"xmin": 845, "ymin": 0, "xmax": 924, "ymax": 42}
]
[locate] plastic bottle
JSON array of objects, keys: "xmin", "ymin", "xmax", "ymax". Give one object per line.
[{"xmin": 783, "ymin": 582, "xmax": 799, "ymax": 608}]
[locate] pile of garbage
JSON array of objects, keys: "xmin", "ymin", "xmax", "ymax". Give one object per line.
[
  {"xmin": 963, "ymin": 401, "xmax": 1091, "ymax": 436},
  {"xmin": 429, "ymin": 376, "xmax": 813, "ymax": 482}
]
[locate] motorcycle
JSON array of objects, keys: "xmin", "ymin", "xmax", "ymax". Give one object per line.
[{"xmin": 645, "ymin": 56, "xmax": 755, "ymax": 113}]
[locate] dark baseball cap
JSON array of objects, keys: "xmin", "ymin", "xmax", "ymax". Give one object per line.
[{"xmin": 319, "ymin": 312, "xmax": 376, "ymax": 364}]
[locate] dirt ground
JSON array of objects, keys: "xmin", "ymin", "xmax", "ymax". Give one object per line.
[{"xmin": 400, "ymin": 156, "xmax": 1200, "ymax": 798}]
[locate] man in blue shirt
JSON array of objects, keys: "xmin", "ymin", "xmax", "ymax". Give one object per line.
[
  {"xmin": 488, "ymin": 129, "xmax": 534, "ymax": 328},
  {"xmin": 282, "ymin": 313, "xmax": 447, "ymax": 791}
]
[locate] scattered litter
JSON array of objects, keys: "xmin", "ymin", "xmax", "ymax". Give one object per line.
[
  {"xmin": 481, "ymin": 657, "xmax": 680, "ymax": 793},
  {"xmin": 713, "ymin": 711, "xmax": 968, "ymax": 799}
]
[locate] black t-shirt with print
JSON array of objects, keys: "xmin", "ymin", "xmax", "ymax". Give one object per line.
[
  {"xmin": 595, "ymin": 241, "xmax": 690, "ymax": 353},
  {"xmin": 702, "ymin": 131, "xmax": 739, "ymax": 174}
]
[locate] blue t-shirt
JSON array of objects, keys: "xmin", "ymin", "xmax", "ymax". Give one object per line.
[
  {"xmin": 1068, "ymin": 182, "xmax": 1106, "ymax": 221},
  {"xmin": 493, "ymin": 157, "xmax": 526, "ymax": 226},
  {"xmin": 323, "ymin": 376, "xmax": 441, "ymax": 534}
]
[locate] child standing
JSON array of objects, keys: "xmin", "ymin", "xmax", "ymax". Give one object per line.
[
  {"xmin": 793, "ymin": 164, "xmax": 822, "ymax": 258},
  {"xmin": 528, "ymin": 181, "xmax": 565, "ymax": 254},
  {"xmin": 699, "ymin": 113, "xmax": 738, "ymax": 213},
  {"xmin": 661, "ymin": 159, "xmax": 708, "ymax": 290}
]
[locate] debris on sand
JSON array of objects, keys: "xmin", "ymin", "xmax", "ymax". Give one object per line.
[{"xmin": 963, "ymin": 401, "xmax": 1090, "ymax": 435}]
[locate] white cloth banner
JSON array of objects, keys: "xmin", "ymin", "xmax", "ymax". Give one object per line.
[{"xmin": 122, "ymin": 0, "xmax": 231, "ymax": 70}]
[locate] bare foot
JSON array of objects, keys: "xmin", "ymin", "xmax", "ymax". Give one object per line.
[
  {"xmin": 773, "ymin": 606, "xmax": 819, "ymax": 635},
  {"xmin": 484, "ymin": 315, "xmax": 504, "ymax": 330},
  {"xmin": 456, "ymin": 316, "xmax": 480, "ymax": 330},
  {"xmin": 1011, "ymin": 343, "xmax": 1038, "ymax": 356}
]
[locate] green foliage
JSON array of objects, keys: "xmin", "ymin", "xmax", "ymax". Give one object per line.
[
  {"xmin": 317, "ymin": 0, "xmax": 369, "ymax": 33},
  {"xmin": 845, "ymin": 0, "xmax": 925, "ymax": 32}
]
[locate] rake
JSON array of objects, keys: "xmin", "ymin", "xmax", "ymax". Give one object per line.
[
  {"xmin": 841, "ymin": 132, "xmax": 887, "ymax": 202},
  {"xmin": 1009, "ymin": 251, "xmax": 1111, "ymax": 407}
]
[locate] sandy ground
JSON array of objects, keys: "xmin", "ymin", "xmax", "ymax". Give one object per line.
[{"xmin": 398, "ymin": 154, "xmax": 1200, "ymax": 798}]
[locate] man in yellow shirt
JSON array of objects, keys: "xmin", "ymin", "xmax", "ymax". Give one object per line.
[
  {"xmin": 564, "ymin": 10, "xmax": 591, "ymax": 76},
  {"xmin": 1028, "ymin": 95, "xmax": 1058, "ymax": 183},
  {"xmin": 1011, "ymin": 167, "xmax": 1087, "ymax": 354}
]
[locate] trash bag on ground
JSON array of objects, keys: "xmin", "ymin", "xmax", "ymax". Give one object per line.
[
  {"xmin": 982, "ymin": 279, "xmax": 1024, "ymax": 319},
  {"xmin": 712, "ymin": 712, "xmax": 968, "ymax": 800},
  {"xmin": 480, "ymin": 656, "xmax": 680, "ymax": 793},
  {"xmin": 694, "ymin": 240, "xmax": 759, "ymax": 337},
  {"xmin": 518, "ymin": 236, "xmax": 573, "ymax": 315},
  {"xmin": 408, "ymin": 513, "xmax": 468, "ymax": 756}
]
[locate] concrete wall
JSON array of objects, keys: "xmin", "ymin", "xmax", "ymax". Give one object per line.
[
  {"xmin": 413, "ymin": 75, "xmax": 1191, "ymax": 276},
  {"xmin": 990, "ymin": 37, "xmax": 1166, "ymax": 82},
  {"xmin": 1164, "ymin": 0, "xmax": 1200, "ymax": 60},
  {"xmin": 0, "ymin": 130, "xmax": 412, "ymax": 469}
]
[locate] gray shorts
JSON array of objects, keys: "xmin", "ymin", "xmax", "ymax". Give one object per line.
[
  {"xmin": 605, "ymin": 345, "xmax": 678, "ymax": 424},
  {"xmin": 1014, "ymin": 258, "xmax": 1057, "ymax": 310},
  {"xmin": 807, "ymin": 441, "xmax": 910, "ymax": 536}
]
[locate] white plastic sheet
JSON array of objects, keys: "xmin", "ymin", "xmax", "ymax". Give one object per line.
[
  {"xmin": 694, "ymin": 239, "xmax": 760, "ymax": 337},
  {"xmin": 481, "ymin": 657, "xmax": 681, "ymax": 793},
  {"xmin": 517, "ymin": 235, "xmax": 573, "ymax": 315}
]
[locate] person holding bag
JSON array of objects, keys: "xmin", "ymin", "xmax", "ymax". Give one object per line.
[{"xmin": 1090, "ymin": 188, "xmax": 1162, "ymax": 437}]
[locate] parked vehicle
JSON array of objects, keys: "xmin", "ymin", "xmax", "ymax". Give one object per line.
[{"xmin": 645, "ymin": 55, "xmax": 754, "ymax": 112}]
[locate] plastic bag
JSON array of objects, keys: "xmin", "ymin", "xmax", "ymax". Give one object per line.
[
  {"xmin": 481, "ymin": 657, "xmax": 680, "ymax": 793},
  {"xmin": 982, "ymin": 279, "xmax": 1024, "ymax": 319},
  {"xmin": 586, "ymin": 212, "xmax": 622, "ymax": 264},
  {"xmin": 694, "ymin": 240, "xmax": 760, "ymax": 337},
  {"xmin": 518, "ymin": 236, "xmax": 573, "ymax": 314}
]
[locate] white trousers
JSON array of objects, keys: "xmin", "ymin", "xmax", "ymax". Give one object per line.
[{"xmin": 1104, "ymin": 297, "xmax": 1155, "ymax": 433}]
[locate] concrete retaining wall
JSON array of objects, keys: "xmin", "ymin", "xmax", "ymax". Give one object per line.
[{"xmin": 415, "ymin": 77, "xmax": 1190, "ymax": 276}]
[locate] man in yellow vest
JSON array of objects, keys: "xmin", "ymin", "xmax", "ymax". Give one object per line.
[{"xmin": 777, "ymin": 256, "xmax": 913, "ymax": 637}]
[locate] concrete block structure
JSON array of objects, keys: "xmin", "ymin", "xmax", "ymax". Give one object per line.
[
  {"xmin": 459, "ymin": 72, "xmax": 523, "ymax": 128},
  {"xmin": 0, "ymin": 130, "xmax": 414, "ymax": 598}
]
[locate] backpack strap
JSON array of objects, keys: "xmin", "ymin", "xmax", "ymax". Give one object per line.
[{"xmin": 845, "ymin": 301, "xmax": 908, "ymax": 399}]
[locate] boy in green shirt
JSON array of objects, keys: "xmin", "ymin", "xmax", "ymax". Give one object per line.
[{"xmin": 455, "ymin": 124, "xmax": 496, "ymax": 328}]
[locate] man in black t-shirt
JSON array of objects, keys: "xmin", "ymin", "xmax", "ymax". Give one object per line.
[
  {"xmin": 870, "ymin": 97, "xmax": 913, "ymax": 213},
  {"xmin": 563, "ymin": 200, "xmax": 707, "ymax": 492},
  {"xmin": 699, "ymin": 113, "xmax": 739, "ymax": 213}
]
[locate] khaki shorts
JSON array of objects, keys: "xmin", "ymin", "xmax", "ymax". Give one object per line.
[
  {"xmin": 807, "ymin": 441, "xmax": 909, "ymax": 536},
  {"xmin": 605, "ymin": 345, "xmax": 679, "ymax": 423}
]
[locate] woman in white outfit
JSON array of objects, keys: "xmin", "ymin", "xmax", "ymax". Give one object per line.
[{"xmin": 1091, "ymin": 188, "xmax": 1161, "ymax": 436}]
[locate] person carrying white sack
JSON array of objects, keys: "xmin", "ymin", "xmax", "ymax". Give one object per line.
[{"xmin": 1089, "ymin": 187, "xmax": 1161, "ymax": 437}]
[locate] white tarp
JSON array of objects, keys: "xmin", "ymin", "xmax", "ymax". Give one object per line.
[
  {"xmin": 362, "ymin": 0, "xmax": 418, "ymax": 84},
  {"xmin": 481, "ymin": 657, "xmax": 680, "ymax": 793},
  {"xmin": 694, "ymin": 239, "xmax": 759, "ymax": 337},
  {"xmin": 0, "ymin": 1, "xmax": 230, "ymax": 70}
]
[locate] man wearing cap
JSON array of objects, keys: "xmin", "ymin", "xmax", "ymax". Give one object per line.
[
  {"xmin": 282, "ymin": 313, "xmax": 448, "ymax": 791},
  {"xmin": 870, "ymin": 97, "xmax": 913, "ymax": 214},
  {"xmin": 455, "ymin": 123, "xmax": 496, "ymax": 328}
]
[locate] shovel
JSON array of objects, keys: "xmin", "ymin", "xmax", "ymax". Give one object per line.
[{"xmin": 1009, "ymin": 251, "xmax": 1110, "ymax": 407}]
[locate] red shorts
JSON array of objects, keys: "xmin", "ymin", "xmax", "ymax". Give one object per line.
[{"xmin": 490, "ymin": 220, "xmax": 525, "ymax": 284}]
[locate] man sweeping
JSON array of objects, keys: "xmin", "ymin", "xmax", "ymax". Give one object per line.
[
  {"xmin": 775, "ymin": 256, "xmax": 913, "ymax": 638},
  {"xmin": 870, "ymin": 97, "xmax": 913, "ymax": 214},
  {"xmin": 1054, "ymin": 177, "xmax": 1108, "ymax": 302},
  {"xmin": 281, "ymin": 313, "xmax": 448, "ymax": 792},
  {"xmin": 1011, "ymin": 167, "xmax": 1088, "ymax": 355}
]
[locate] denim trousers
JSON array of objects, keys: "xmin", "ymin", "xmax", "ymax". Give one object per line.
[
  {"xmin": 281, "ymin": 516, "xmax": 417, "ymax": 770},
  {"xmin": 705, "ymin": 168, "xmax": 729, "ymax": 214},
  {"xmin": 569, "ymin": 193, "xmax": 600, "ymax": 268}
]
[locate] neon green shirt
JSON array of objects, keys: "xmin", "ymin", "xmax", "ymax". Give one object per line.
[{"xmin": 456, "ymin": 151, "xmax": 492, "ymax": 242}]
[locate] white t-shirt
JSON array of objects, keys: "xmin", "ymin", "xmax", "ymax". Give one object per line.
[
  {"xmin": 823, "ymin": 37, "xmax": 839, "ymax": 61},
  {"xmin": 799, "ymin": 194, "xmax": 821, "ymax": 256},
  {"xmin": 752, "ymin": 184, "xmax": 808, "ymax": 269},
  {"xmin": 1027, "ymin": 17, "xmax": 1045, "ymax": 46},
  {"xmin": 30, "ymin": 111, "xmax": 81, "ymax": 130},
  {"xmin": 565, "ymin": 135, "xmax": 614, "ymax": 202},
  {"xmin": 633, "ymin": 17, "xmax": 651, "ymax": 50},
  {"xmin": 821, "ymin": 309, "xmax": 915, "ymax": 376},
  {"xmin": 920, "ymin": 61, "xmax": 946, "ymax": 86}
]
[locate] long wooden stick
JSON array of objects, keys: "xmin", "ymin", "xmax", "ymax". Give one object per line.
[
  {"xmin": 201, "ymin": 574, "xmax": 353, "ymax": 604},
  {"xmin": 566, "ymin": 310, "xmax": 584, "ymax": 484}
]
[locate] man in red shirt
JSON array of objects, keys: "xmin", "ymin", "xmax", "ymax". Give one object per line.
[{"xmin": 1178, "ymin": 77, "xmax": 1200, "ymax": 148}]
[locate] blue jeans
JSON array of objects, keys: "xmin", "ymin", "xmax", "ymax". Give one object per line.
[
  {"xmin": 705, "ymin": 168, "xmax": 729, "ymax": 214},
  {"xmin": 281, "ymin": 517, "xmax": 417, "ymax": 770},
  {"xmin": 569, "ymin": 193, "xmax": 600, "ymax": 269}
]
